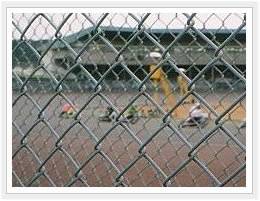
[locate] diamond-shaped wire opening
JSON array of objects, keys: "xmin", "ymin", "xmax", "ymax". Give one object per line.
[
  {"xmin": 166, "ymin": 159, "xmax": 217, "ymax": 187},
  {"xmin": 29, "ymin": 174, "xmax": 56, "ymax": 187},
  {"xmin": 18, "ymin": 14, "xmax": 57, "ymax": 40},
  {"xmin": 167, "ymin": 30, "xmax": 215, "ymax": 68},
  {"xmin": 222, "ymin": 13, "xmax": 245, "ymax": 29},
  {"xmin": 12, "ymin": 147, "xmax": 40, "ymax": 186},
  {"xmin": 78, "ymin": 153, "xmax": 119, "ymax": 187},
  {"xmin": 119, "ymin": 156, "xmax": 166, "ymax": 186},
  {"xmin": 222, "ymin": 41, "xmax": 246, "ymax": 69},
  {"xmin": 35, "ymin": 90, "xmax": 86, "ymax": 135},
  {"xmin": 56, "ymin": 123, "xmax": 97, "ymax": 166},
  {"xmin": 12, "ymin": 41, "xmax": 40, "ymax": 71},
  {"xmin": 74, "ymin": 94, "xmax": 121, "ymax": 139},
  {"xmin": 94, "ymin": 123, "xmax": 141, "ymax": 171},
  {"xmin": 59, "ymin": 13, "xmax": 94, "ymax": 38},
  {"xmin": 12, "ymin": 171, "xmax": 24, "ymax": 187},
  {"xmin": 222, "ymin": 168, "xmax": 246, "ymax": 187},
  {"xmin": 21, "ymin": 120, "xmax": 58, "ymax": 161},
  {"xmin": 34, "ymin": 148, "xmax": 79, "ymax": 186},
  {"xmin": 12, "ymin": 123, "xmax": 23, "ymax": 154},
  {"xmin": 220, "ymin": 99, "xmax": 246, "ymax": 146},
  {"xmin": 191, "ymin": 65, "xmax": 245, "ymax": 115},
  {"xmin": 12, "ymin": 93, "xmax": 41, "ymax": 134},
  {"xmin": 192, "ymin": 128, "xmax": 245, "ymax": 184},
  {"xmin": 111, "ymin": 92, "xmax": 178, "ymax": 142},
  {"xmin": 141, "ymin": 125, "xmax": 191, "ymax": 176}
]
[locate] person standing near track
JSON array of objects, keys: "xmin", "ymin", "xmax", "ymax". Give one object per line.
[
  {"xmin": 177, "ymin": 68, "xmax": 194, "ymax": 104},
  {"xmin": 148, "ymin": 50, "xmax": 177, "ymax": 116}
]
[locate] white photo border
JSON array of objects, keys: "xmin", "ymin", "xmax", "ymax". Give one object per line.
[{"xmin": 2, "ymin": 1, "xmax": 257, "ymax": 199}]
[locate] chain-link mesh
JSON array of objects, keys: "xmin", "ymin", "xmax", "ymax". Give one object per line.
[{"xmin": 12, "ymin": 13, "xmax": 246, "ymax": 187}]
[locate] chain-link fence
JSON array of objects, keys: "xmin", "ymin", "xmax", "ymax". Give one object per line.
[{"xmin": 12, "ymin": 13, "xmax": 246, "ymax": 187}]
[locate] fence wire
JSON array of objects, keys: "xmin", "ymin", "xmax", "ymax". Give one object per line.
[{"xmin": 12, "ymin": 13, "xmax": 246, "ymax": 187}]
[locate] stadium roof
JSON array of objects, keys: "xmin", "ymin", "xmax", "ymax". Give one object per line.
[
  {"xmin": 13, "ymin": 26, "xmax": 246, "ymax": 50},
  {"xmin": 51, "ymin": 26, "xmax": 246, "ymax": 49},
  {"xmin": 12, "ymin": 26, "xmax": 246, "ymax": 67}
]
